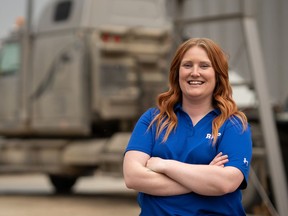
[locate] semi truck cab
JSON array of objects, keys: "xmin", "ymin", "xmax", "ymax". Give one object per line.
[{"xmin": 0, "ymin": 0, "xmax": 172, "ymax": 193}]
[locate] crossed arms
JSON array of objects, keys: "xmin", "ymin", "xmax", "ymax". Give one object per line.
[{"xmin": 123, "ymin": 150, "xmax": 244, "ymax": 196}]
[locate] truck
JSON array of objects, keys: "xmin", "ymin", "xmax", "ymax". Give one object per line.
[{"xmin": 0, "ymin": 0, "xmax": 172, "ymax": 193}]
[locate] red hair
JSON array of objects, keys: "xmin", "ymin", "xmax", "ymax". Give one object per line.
[{"xmin": 151, "ymin": 38, "xmax": 247, "ymax": 144}]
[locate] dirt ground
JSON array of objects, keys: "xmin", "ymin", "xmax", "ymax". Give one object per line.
[{"xmin": 0, "ymin": 174, "xmax": 139, "ymax": 216}]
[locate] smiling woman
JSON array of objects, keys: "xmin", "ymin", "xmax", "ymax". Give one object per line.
[
  {"xmin": 123, "ymin": 38, "xmax": 252, "ymax": 216},
  {"xmin": 179, "ymin": 46, "xmax": 216, "ymax": 119}
]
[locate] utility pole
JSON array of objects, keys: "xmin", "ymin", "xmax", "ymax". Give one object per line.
[{"xmin": 20, "ymin": 0, "xmax": 33, "ymax": 125}]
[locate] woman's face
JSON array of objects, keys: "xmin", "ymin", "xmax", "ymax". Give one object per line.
[{"xmin": 179, "ymin": 46, "xmax": 216, "ymax": 104}]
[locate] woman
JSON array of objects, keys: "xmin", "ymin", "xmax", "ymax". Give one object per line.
[{"xmin": 123, "ymin": 38, "xmax": 252, "ymax": 215}]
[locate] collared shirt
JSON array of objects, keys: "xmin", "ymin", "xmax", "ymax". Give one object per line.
[{"xmin": 125, "ymin": 104, "xmax": 253, "ymax": 216}]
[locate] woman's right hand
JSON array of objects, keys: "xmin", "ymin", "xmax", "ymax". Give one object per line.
[{"xmin": 209, "ymin": 152, "xmax": 228, "ymax": 167}]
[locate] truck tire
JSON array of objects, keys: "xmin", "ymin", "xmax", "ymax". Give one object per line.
[{"xmin": 48, "ymin": 174, "xmax": 78, "ymax": 194}]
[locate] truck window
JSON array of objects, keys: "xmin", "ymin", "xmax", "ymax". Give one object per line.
[
  {"xmin": 54, "ymin": 0, "xmax": 72, "ymax": 21},
  {"xmin": 0, "ymin": 42, "xmax": 20, "ymax": 74}
]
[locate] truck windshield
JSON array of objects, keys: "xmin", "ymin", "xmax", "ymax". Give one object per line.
[{"xmin": 0, "ymin": 42, "xmax": 20, "ymax": 74}]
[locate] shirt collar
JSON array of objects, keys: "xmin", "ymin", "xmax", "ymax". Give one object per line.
[{"xmin": 174, "ymin": 103, "xmax": 221, "ymax": 116}]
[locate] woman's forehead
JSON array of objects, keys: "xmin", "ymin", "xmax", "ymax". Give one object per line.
[{"xmin": 181, "ymin": 46, "xmax": 211, "ymax": 62}]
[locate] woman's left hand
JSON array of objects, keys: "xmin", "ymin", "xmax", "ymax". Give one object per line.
[{"xmin": 209, "ymin": 152, "xmax": 228, "ymax": 167}]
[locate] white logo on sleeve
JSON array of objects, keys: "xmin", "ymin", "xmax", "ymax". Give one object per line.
[{"xmin": 243, "ymin": 158, "xmax": 249, "ymax": 166}]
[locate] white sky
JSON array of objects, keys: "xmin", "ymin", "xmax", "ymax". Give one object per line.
[{"xmin": 0, "ymin": 0, "xmax": 50, "ymax": 39}]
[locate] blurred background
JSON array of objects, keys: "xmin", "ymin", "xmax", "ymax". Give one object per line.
[
  {"xmin": 0, "ymin": 0, "xmax": 47, "ymax": 38},
  {"xmin": 0, "ymin": 0, "xmax": 287, "ymax": 215}
]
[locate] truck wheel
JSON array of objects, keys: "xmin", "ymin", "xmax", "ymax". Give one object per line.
[{"xmin": 48, "ymin": 174, "xmax": 78, "ymax": 194}]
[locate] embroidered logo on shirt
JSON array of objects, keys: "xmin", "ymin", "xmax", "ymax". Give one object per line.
[
  {"xmin": 205, "ymin": 133, "xmax": 221, "ymax": 139},
  {"xmin": 243, "ymin": 158, "xmax": 249, "ymax": 166}
]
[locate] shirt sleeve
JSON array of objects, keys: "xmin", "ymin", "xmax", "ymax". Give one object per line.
[
  {"xmin": 125, "ymin": 108, "xmax": 157, "ymax": 155},
  {"xmin": 217, "ymin": 118, "xmax": 253, "ymax": 189}
]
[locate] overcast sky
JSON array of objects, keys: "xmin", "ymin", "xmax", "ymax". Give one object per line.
[{"xmin": 0, "ymin": 0, "xmax": 50, "ymax": 39}]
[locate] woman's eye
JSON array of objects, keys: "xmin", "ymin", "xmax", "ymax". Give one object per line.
[
  {"xmin": 183, "ymin": 63, "xmax": 192, "ymax": 68},
  {"xmin": 200, "ymin": 64, "xmax": 210, "ymax": 69}
]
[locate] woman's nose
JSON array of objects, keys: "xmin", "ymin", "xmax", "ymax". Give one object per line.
[{"xmin": 190, "ymin": 66, "xmax": 200, "ymax": 77}]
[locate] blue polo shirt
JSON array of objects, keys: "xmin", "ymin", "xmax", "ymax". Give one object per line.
[{"xmin": 125, "ymin": 104, "xmax": 253, "ymax": 216}]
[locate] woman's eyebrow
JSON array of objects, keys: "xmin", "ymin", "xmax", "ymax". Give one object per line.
[
  {"xmin": 181, "ymin": 59, "xmax": 211, "ymax": 64},
  {"xmin": 199, "ymin": 61, "xmax": 212, "ymax": 64}
]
